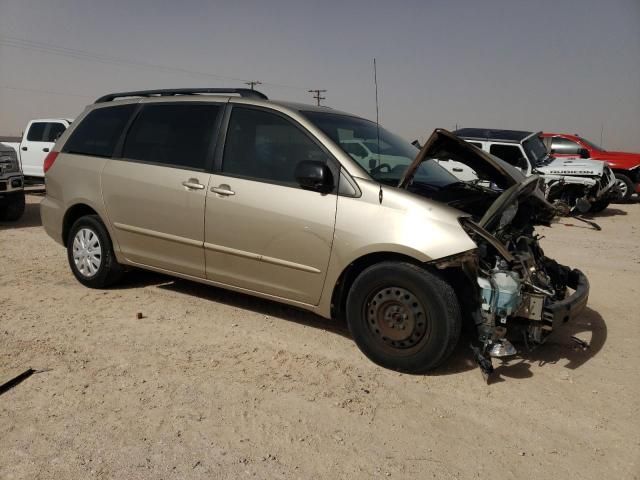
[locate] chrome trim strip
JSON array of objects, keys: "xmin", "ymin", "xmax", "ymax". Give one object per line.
[
  {"xmin": 113, "ymin": 222, "xmax": 202, "ymax": 247},
  {"xmin": 203, "ymin": 242, "xmax": 321, "ymax": 274}
]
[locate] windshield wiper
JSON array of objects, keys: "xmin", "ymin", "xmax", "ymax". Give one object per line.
[{"xmin": 444, "ymin": 181, "xmax": 497, "ymax": 194}]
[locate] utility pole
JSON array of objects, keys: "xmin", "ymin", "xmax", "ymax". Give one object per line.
[
  {"xmin": 308, "ymin": 89, "xmax": 327, "ymax": 106},
  {"xmin": 245, "ymin": 80, "xmax": 262, "ymax": 90}
]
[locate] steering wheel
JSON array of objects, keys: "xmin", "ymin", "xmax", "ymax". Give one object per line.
[{"xmin": 370, "ymin": 163, "xmax": 392, "ymax": 174}]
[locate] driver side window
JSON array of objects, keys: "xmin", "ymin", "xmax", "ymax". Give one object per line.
[
  {"xmin": 222, "ymin": 107, "xmax": 330, "ymax": 187},
  {"xmin": 489, "ymin": 144, "xmax": 528, "ymax": 170}
]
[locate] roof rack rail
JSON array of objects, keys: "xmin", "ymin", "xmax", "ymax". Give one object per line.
[{"xmin": 94, "ymin": 88, "xmax": 268, "ymax": 103}]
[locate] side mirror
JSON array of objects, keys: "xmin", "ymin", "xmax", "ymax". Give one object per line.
[
  {"xmin": 294, "ymin": 160, "xmax": 334, "ymax": 193},
  {"xmin": 578, "ymin": 148, "xmax": 589, "ymax": 159}
]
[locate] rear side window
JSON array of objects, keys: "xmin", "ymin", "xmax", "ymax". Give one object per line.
[
  {"xmin": 122, "ymin": 104, "xmax": 220, "ymax": 170},
  {"xmin": 46, "ymin": 123, "xmax": 66, "ymax": 142},
  {"xmin": 26, "ymin": 122, "xmax": 47, "ymax": 141},
  {"xmin": 64, "ymin": 105, "xmax": 136, "ymax": 158},
  {"xmin": 489, "ymin": 144, "xmax": 525, "ymax": 167},
  {"xmin": 222, "ymin": 107, "xmax": 330, "ymax": 186}
]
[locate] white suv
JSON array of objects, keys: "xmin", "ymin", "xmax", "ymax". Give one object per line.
[{"xmin": 452, "ymin": 128, "xmax": 616, "ymax": 213}]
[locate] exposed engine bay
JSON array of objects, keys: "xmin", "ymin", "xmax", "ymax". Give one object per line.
[{"xmin": 400, "ymin": 130, "xmax": 590, "ymax": 380}]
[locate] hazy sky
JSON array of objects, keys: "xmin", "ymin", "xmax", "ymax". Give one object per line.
[{"xmin": 1, "ymin": 0, "xmax": 639, "ymax": 150}]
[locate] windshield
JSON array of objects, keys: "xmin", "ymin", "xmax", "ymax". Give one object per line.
[
  {"xmin": 302, "ymin": 111, "xmax": 457, "ymax": 187},
  {"xmin": 522, "ymin": 136, "xmax": 552, "ymax": 167},
  {"xmin": 579, "ymin": 136, "xmax": 605, "ymax": 152}
]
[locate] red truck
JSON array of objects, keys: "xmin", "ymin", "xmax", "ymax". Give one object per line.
[{"xmin": 541, "ymin": 133, "xmax": 640, "ymax": 201}]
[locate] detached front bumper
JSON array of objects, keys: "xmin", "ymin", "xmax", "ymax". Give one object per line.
[{"xmin": 543, "ymin": 269, "xmax": 589, "ymax": 327}]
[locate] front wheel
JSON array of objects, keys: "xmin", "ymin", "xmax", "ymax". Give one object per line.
[
  {"xmin": 67, "ymin": 215, "xmax": 123, "ymax": 288},
  {"xmin": 346, "ymin": 262, "xmax": 461, "ymax": 373},
  {"xmin": 612, "ymin": 173, "xmax": 634, "ymax": 202}
]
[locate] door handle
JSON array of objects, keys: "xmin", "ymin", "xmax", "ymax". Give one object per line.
[
  {"xmin": 210, "ymin": 184, "xmax": 235, "ymax": 196},
  {"xmin": 21, "ymin": 146, "xmax": 27, "ymax": 151},
  {"xmin": 43, "ymin": 147, "xmax": 50, "ymax": 152},
  {"xmin": 453, "ymin": 167, "xmax": 463, "ymax": 172},
  {"xmin": 181, "ymin": 179, "xmax": 205, "ymax": 190}
]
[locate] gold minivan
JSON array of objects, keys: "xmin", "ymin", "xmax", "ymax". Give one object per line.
[{"xmin": 41, "ymin": 88, "xmax": 589, "ymax": 378}]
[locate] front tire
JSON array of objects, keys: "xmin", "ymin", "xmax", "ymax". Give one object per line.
[
  {"xmin": 67, "ymin": 215, "xmax": 123, "ymax": 288},
  {"xmin": 0, "ymin": 192, "xmax": 25, "ymax": 221},
  {"xmin": 613, "ymin": 173, "xmax": 634, "ymax": 202},
  {"xmin": 589, "ymin": 198, "xmax": 610, "ymax": 213},
  {"xmin": 346, "ymin": 262, "xmax": 461, "ymax": 373}
]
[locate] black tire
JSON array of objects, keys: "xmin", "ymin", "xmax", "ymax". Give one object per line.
[
  {"xmin": 0, "ymin": 192, "xmax": 25, "ymax": 221},
  {"xmin": 346, "ymin": 262, "xmax": 461, "ymax": 373},
  {"xmin": 67, "ymin": 214, "xmax": 123, "ymax": 288},
  {"xmin": 589, "ymin": 198, "xmax": 610, "ymax": 213},
  {"xmin": 613, "ymin": 173, "xmax": 634, "ymax": 202}
]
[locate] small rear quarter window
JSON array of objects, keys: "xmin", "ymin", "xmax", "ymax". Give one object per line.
[{"xmin": 63, "ymin": 105, "xmax": 136, "ymax": 158}]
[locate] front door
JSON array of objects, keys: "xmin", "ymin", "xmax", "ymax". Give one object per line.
[
  {"xmin": 204, "ymin": 106, "xmax": 338, "ymax": 304},
  {"xmin": 101, "ymin": 102, "xmax": 222, "ymax": 277}
]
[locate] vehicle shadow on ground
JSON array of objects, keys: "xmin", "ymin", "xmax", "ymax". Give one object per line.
[
  {"xmin": 116, "ymin": 271, "xmax": 607, "ymax": 381},
  {"xmin": 585, "ymin": 207, "xmax": 627, "ymax": 218},
  {"xmin": 489, "ymin": 307, "xmax": 606, "ymax": 383},
  {"xmin": 116, "ymin": 269, "xmax": 352, "ymax": 339},
  {"xmin": 0, "ymin": 202, "xmax": 42, "ymax": 231}
]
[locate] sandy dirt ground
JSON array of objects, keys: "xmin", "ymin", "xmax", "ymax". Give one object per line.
[{"xmin": 1, "ymin": 195, "xmax": 639, "ymax": 479}]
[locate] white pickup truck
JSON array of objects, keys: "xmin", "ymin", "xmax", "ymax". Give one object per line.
[{"xmin": 7, "ymin": 119, "xmax": 73, "ymax": 179}]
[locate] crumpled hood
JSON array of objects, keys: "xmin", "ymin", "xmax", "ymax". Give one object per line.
[
  {"xmin": 537, "ymin": 158, "xmax": 604, "ymax": 177},
  {"xmin": 399, "ymin": 129, "xmax": 523, "ymax": 190},
  {"xmin": 399, "ymin": 129, "xmax": 554, "ymax": 233}
]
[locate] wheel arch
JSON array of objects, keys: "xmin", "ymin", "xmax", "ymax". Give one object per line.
[
  {"xmin": 62, "ymin": 203, "xmax": 101, "ymax": 246},
  {"xmin": 329, "ymin": 251, "xmax": 425, "ymax": 322}
]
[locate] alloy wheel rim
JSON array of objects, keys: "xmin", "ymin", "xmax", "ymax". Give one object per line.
[
  {"xmin": 616, "ymin": 179, "xmax": 628, "ymax": 199},
  {"xmin": 365, "ymin": 287, "xmax": 428, "ymax": 349},
  {"xmin": 72, "ymin": 228, "xmax": 102, "ymax": 278}
]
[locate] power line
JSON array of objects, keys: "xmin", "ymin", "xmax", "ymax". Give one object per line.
[
  {"xmin": 0, "ymin": 85, "xmax": 95, "ymax": 99},
  {"xmin": 308, "ymin": 89, "xmax": 327, "ymax": 106},
  {"xmin": 0, "ymin": 36, "xmax": 307, "ymax": 91}
]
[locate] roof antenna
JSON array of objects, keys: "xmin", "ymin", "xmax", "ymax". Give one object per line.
[
  {"xmin": 373, "ymin": 58, "xmax": 381, "ymax": 167},
  {"xmin": 374, "ymin": 58, "xmax": 383, "ymax": 204}
]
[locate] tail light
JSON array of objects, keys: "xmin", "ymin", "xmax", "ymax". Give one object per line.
[{"xmin": 43, "ymin": 151, "xmax": 59, "ymax": 174}]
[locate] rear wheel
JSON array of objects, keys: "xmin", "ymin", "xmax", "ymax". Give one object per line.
[
  {"xmin": 67, "ymin": 215, "xmax": 123, "ymax": 288},
  {"xmin": 612, "ymin": 173, "xmax": 634, "ymax": 202},
  {"xmin": 346, "ymin": 262, "xmax": 461, "ymax": 373},
  {"xmin": 0, "ymin": 192, "xmax": 25, "ymax": 221}
]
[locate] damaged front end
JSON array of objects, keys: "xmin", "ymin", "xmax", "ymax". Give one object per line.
[
  {"xmin": 539, "ymin": 161, "xmax": 617, "ymax": 214},
  {"xmin": 458, "ymin": 214, "xmax": 589, "ymax": 378},
  {"xmin": 403, "ymin": 130, "xmax": 590, "ymax": 379}
]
